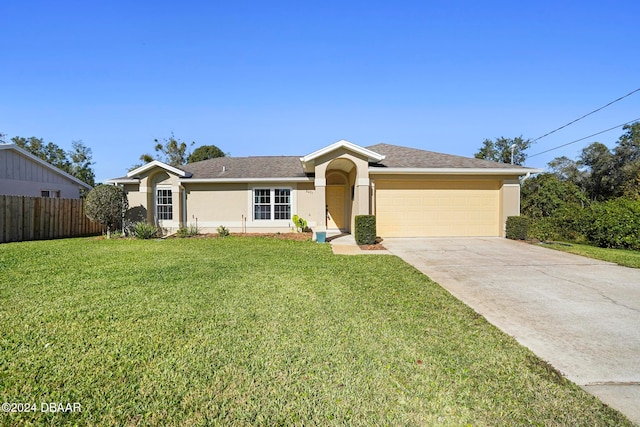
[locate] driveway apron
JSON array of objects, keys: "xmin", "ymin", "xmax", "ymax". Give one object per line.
[{"xmin": 383, "ymin": 237, "xmax": 640, "ymax": 425}]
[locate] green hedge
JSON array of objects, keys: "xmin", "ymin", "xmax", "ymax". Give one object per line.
[
  {"xmin": 354, "ymin": 215, "xmax": 376, "ymax": 245},
  {"xmin": 582, "ymin": 198, "xmax": 640, "ymax": 249},
  {"xmin": 505, "ymin": 216, "xmax": 529, "ymax": 240}
]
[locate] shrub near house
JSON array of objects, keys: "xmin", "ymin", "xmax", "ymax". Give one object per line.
[{"xmin": 355, "ymin": 215, "xmax": 376, "ymax": 245}]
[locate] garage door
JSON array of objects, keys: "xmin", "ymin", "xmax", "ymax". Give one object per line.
[{"xmin": 375, "ymin": 180, "xmax": 501, "ymax": 237}]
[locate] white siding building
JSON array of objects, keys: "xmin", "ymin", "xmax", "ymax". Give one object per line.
[{"xmin": 0, "ymin": 144, "xmax": 92, "ymax": 198}]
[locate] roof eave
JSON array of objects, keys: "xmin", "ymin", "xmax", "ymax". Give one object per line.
[
  {"xmin": 105, "ymin": 178, "xmax": 140, "ymax": 184},
  {"xmin": 179, "ymin": 177, "xmax": 314, "ymax": 184},
  {"xmin": 369, "ymin": 167, "xmax": 543, "ymax": 175}
]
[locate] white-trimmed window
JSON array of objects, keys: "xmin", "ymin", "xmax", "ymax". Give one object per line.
[
  {"xmin": 41, "ymin": 190, "xmax": 60, "ymax": 198},
  {"xmin": 156, "ymin": 189, "xmax": 173, "ymax": 220},
  {"xmin": 253, "ymin": 188, "xmax": 291, "ymax": 220}
]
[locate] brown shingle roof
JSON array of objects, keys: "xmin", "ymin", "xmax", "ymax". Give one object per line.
[
  {"xmin": 181, "ymin": 156, "xmax": 308, "ymax": 179},
  {"xmin": 366, "ymin": 143, "xmax": 529, "ymax": 169},
  {"xmin": 109, "ymin": 143, "xmax": 534, "ymax": 183}
]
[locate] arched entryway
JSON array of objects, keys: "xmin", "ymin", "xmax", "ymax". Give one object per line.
[{"xmin": 325, "ymin": 158, "xmax": 356, "ymax": 233}]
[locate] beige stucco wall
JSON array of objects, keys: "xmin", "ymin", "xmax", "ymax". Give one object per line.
[
  {"xmin": 295, "ymin": 182, "xmax": 317, "ymax": 229},
  {"xmin": 122, "ymin": 167, "xmax": 317, "ymax": 234},
  {"xmin": 183, "ymin": 183, "xmax": 248, "ymax": 231},
  {"xmin": 311, "ymin": 148, "xmax": 371, "ymax": 233},
  {"xmin": 500, "ymin": 179, "xmax": 521, "ymax": 236},
  {"xmin": 182, "ymin": 181, "xmax": 317, "ymax": 233}
]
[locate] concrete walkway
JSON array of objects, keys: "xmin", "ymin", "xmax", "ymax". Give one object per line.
[
  {"xmin": 327, "ymin": 232, "xmax": 391, "ymax": 255},
  {"xmin": 382, "ymin": 237, "xmax": 640, "ymax": 425}
]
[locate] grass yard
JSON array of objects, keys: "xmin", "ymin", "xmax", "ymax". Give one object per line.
[
  {"xmin": 0, "ymin": 237, "xmax": 631, "ymax": 426},
  {"xmin": 539, "ymin": 241, "xmax": 640, "ymax": 268}
]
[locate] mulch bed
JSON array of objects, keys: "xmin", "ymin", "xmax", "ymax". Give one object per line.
[
  {"xmin": 359, "ymin": 243, "xmax": 387, "ymax": 250},
  {"xmin": 358, "ymin": 237, "xmax": 387, "ymax": 250}
]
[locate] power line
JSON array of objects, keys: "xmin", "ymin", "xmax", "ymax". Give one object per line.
[
  {"xmin": 527, "ymin": 117, "xmax": 640, "ymax": 158},
  {"xmin": 532, "ymin": 87, "xmax": 640, "ymax": 142}
]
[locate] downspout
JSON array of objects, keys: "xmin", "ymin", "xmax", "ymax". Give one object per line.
[
  {"xmin": 370, "ymin": 180, "xmax": 375, "ymax": 215},
  {"xmin": 181, "ymin": 185, "xmax": 187, "ymax": 227}
]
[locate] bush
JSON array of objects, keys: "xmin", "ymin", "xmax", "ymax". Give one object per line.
[
  {"xmin": 217, "ymin": 225, "xmax": 230, "ymax": 238},
  {"xmin": 581, "ymin": 198, "xmax": 640, "ymax": 249},
  {"xmin": 132, "ymin": 222, "xmax": 159, "ymax": 239},
  {"xmin": 551, "ymin": 205, "xmax": 587, "ymax": 242},
  {"xmin": 505, "ymin": 216, "xmax": 529, "ymax": 240},
  {"xmin": 177, "ymin": 223, "xmax": 199, "ymax": 238},
  {"xmin": 528, "ymin": 218, "xmax": 554, "ymax": 242},
  {"xmin": 354, "ymin": 215, "xmax": 376, "ymax": 245},
  {"xmin": 84, "ymin": 184, "xmax": 129, "ymax": 238}
]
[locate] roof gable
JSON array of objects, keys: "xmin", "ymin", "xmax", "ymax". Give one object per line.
[
  {"xmin": 0, "ymin": 144, "xmax": 93, "ymax": 189},
  {"xmin": 127, "ymin": 160, "xmax": 191, "ymax": 178},
  {"xmin": 301, "ymin": 140, "xmax": 385, "ymax": 164}
]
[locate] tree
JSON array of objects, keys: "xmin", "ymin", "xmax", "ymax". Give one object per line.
[
  {"xmin": 12, "ymin": 136, "xmax": 72, "ymax": 174},
  {"xmin": 612, "ymin": 122, "xmax": 640, "ymax": 197},
  {"xmin": 547, "ymin": 156, "xmax": 582, "ymax": 183},
  {"xmin": 187, "ymin": 145, "xmax": 226, "ymax": 163},
  {"xmin": 84, "ymin": 185, "xmax": 129, "ymax": 238},
  {"xmin": 578, "ymin": 142, "xmax": 616, "ymax": 201},
  {"xmin": 11, "ymin": 136, "xmax": 96, "ymax": 187},
  {"xmin": 521, "ymin": 173, "xmax": 588, "ymax": 219},
  {"xmin": 613, "ymin": 122, "xmax": 640, "ymax": 165},
  {"xmin": 137, "ymin": 133, "xmax": 194, "ymax": 167},
  {"xmin": 619, "ymin": 161, "xmax": 640, "ymax": 198},
  {"xmin": 474, "ymin": 136, "xmax": 532, "ymax": 165},
  {"xmin": 69, "ymin": 140, "xmax": 96, "ymax": 188}
]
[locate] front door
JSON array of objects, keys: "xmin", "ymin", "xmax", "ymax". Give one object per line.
[{"xmin": 326, "ymin": 185, "xmax": 345, "ymax": 231}]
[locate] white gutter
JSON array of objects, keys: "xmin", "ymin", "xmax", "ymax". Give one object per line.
[
  {"xmin": 180, "ymin": 177, "xmax": 314, "ymax": 184},
  {"xmin": 105, "ymin": 178, "xmax": 140, "ymax": 184},
  {"xmin": 369, "ymin": 167, "xmax": 543, "ymax": 175}
]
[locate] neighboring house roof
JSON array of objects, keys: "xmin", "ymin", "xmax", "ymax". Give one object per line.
[
  {"xmin": 107, "ymin": 141, "xmax": 540, "ymax": 184},
  {"xmin": 0, "ymin": 144, "xmax": 93, "ymax": 190}
]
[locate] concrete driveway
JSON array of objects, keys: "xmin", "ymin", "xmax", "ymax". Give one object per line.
[{"xmin": 383, "ymin": 237, "xmax": 640, "ymax": 425}]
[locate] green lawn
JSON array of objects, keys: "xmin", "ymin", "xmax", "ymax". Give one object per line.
[
  {"xmin": 0, "ymin": 237, "xmax": 631, "ymax": 426},
  {"xmin": 539, "ymin": 241, "xmax": 640, "ymax": 268}
]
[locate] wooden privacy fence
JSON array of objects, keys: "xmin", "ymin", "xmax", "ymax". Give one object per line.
[{"xmin": 0, "ymin": 195, "xmax": 104, "ymax": 243}]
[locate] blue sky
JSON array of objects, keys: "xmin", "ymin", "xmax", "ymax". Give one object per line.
[{"xmin": 1, "ymin": 0, "xmax": 639, "ymax": 182}]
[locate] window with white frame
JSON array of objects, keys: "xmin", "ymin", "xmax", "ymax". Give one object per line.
[
  {"xmin": 253, "ymin": 188, "xmax": 291, "ymax": 220},
  {"xmin": 274, "ymin": 189, "xmax": 291, "ymax": 219},
  {"xmin": 41, "ymin": 190, "xmax": 60, "ymax": 198},
  {"xmin": 156, "ymin": 189, "xmax": 173, "ymax": 220}
]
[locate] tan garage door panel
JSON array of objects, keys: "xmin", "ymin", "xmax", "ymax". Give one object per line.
[{"xmin": 376, "ymin": 180, "xmax": 500, "ymax": 237}]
